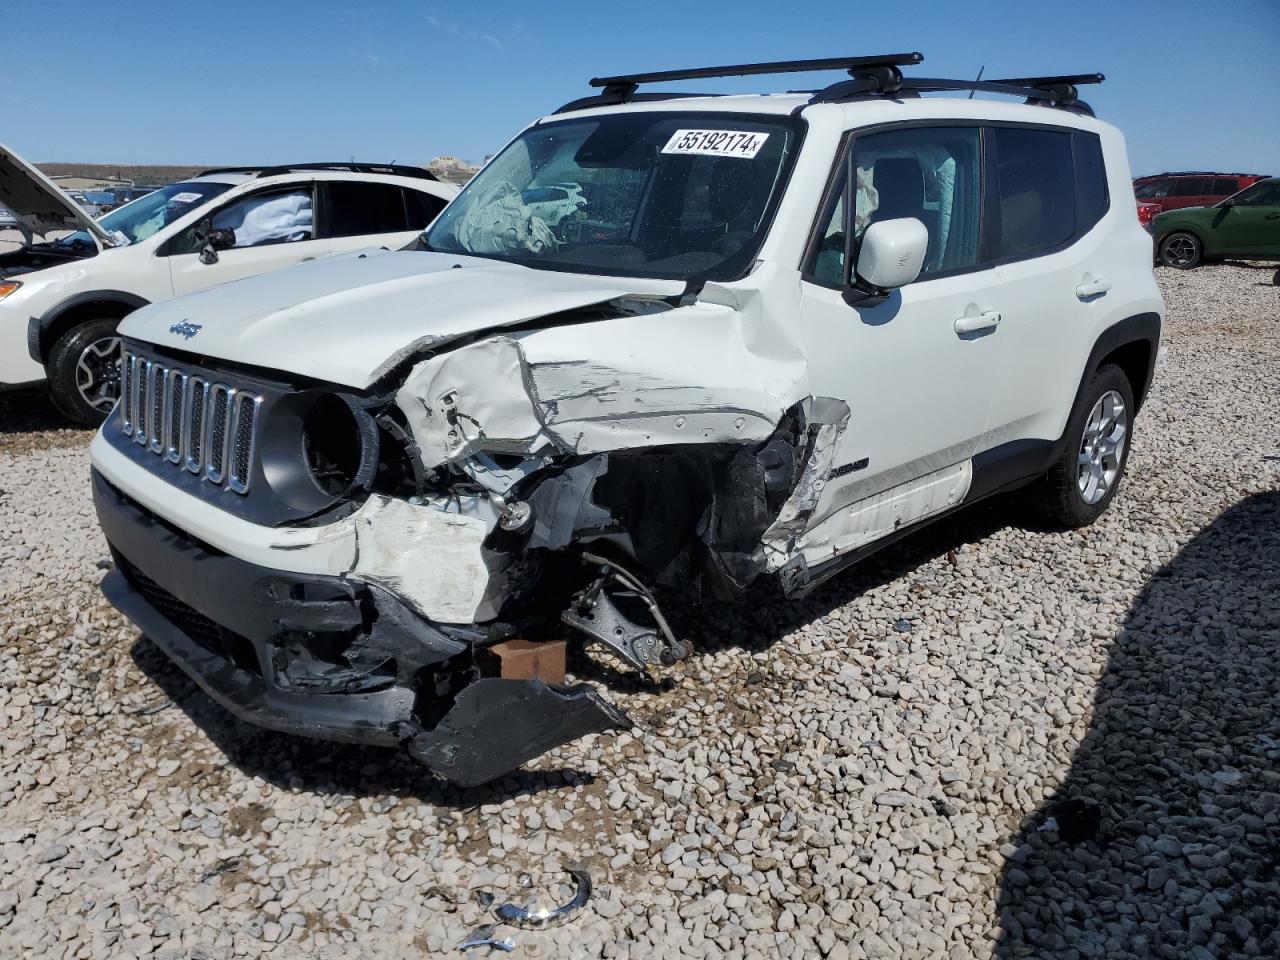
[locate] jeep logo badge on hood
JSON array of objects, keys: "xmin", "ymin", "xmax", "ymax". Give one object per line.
[{"xmin": 169, "ymin": 321, "xmax": 202, "ymax": 340}]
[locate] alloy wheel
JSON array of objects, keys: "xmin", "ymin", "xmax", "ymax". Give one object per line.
[
  {"xmin": 1076, "ymin": 389, "xmax": 1127, "ymax": 505},
  {"xmin": 1162, "ymin": 234, "xmax": 1198, "ymax": 267},
  {"xmin": 75, "ymin": 336, "xmax": 123, "ymax": 413}
]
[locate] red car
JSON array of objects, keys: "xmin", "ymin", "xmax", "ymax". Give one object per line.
[{"xmin": 1133, "ymin": 171, "xmax": 1269, "ymax": 215}]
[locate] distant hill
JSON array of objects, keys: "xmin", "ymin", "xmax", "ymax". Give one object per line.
[{"xmin": 37, "ymin": 163, "xmax": 209, "ymax": 185}]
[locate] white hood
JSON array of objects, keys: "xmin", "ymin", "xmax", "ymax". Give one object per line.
[
  {"xmin": 0, "ymin": 141, "xmax": 117, "ymax": 246},
  {"xmin": 119, "ymin": 249, "xmax": 684, "ymax": 388}
]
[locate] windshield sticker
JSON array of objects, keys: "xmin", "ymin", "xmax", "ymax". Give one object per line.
[
  {"xmin": 661, "ymin": 129, "xmax": 770, "ymax": 159},
  {"xmin": 169, "ymin": 192, "xmax": 203, "ymax": 205}
]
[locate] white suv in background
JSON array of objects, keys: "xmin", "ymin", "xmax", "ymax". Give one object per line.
[
  {"xmin": 90, "ymin": 54, "xmax": 1162, "ymax": 785},
  {"xmin": 0, "ymin": 146, "xmax": 458, "ymax": 422}
]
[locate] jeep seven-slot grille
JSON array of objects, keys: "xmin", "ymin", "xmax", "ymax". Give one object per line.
[{"xmin": 119, "ymin": 349, "xmax": 262, "ymax": 494}]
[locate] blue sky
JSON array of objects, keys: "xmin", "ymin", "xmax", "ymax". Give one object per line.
[{"xmin": 5, "ymin": 0, "xmax": 1277, "ymax": 177}]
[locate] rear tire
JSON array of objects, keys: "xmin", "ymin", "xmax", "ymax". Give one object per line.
[
  {"xmin": 1032, "ymin": 364, "xmax": 1134, "ymax": 529},
  {"xmin": 47, "ymin": 317, "xmax": 123, "ymax": 426},
  {"xmin": 1158, "ymin": 231, "xmax": 1202, "ymax": 269}
]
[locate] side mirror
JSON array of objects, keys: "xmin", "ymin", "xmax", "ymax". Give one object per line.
[
  {"xmin": 198, "ymin": 225, "xmax": 236, "ymax": 265},
  {"xmin": 850, "ymin": 218, "xmax": 928, "ymax": 301}
]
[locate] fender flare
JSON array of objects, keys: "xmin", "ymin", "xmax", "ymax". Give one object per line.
[
  {"xmin": 27, "ymin": 290, "xmax": 150, "ymax": 364},
  {"xmin": 1076, "ymin": 310, "xmax": 1161, "ymax": 413}
]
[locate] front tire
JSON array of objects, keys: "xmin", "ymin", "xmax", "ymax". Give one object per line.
[
  {"xmin": 1158, "ymin": 231, "xmax": 1202, "ymax": 269},
  {"xmin": 47, "ymin": 317, "xmax": 123, "ymax": 425},
  {"xmin": 1033, "ymin": 364, "xmax": 1134, "ymax": 529}
]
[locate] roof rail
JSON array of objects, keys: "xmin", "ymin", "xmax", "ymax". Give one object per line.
[
  {"xmin": 197, "ymin": 162, "xmax": 439, "ymax": 181},
  {"xmin": 555, "ymin": 55, "xmax": 1105, "ymax": 116},
  {"xmin": 808, "ymin": 72, "xmax": 1103, "ymax": 114},
  {"xmin": 555, "ymin": 53, "xmax": 923, "ymax": 113}
]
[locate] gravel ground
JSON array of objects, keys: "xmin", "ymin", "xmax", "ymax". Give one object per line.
[{"xmin": 1, "ymin": 263, "xmax": 1277, "ymax": 959}]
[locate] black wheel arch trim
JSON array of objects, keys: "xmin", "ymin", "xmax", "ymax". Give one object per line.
[{"xmin": 27, "ymin": 290, "xmax": 150, "ymax": 364}]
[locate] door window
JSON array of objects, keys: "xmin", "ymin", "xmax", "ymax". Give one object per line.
[
  {"xmin": 1172, "ymin": 177, "xmax": 1212, "ymax": 197},
  {"xmin": 805, "ymin": 127, "xmax": 981, "ymax": 285},
  {"xmin": 1212, "ymin": 178, "xmax": 1241, "ymax": 196},
  {"xmin": 1133, "ymin": 180, "xmax": 1162, "ymax": 199},
  {"xmin": 1232, "ymin": 181, "xmax": 1280, "ymax": 206},
  {"xmin": 991, "ymin": 127, "xmax": 1075, "ymax": 258},
  {"xmin": 850, "ymin": 126, "xmax": 982, "ymax": 279},
  {"xmin": 404, "ymin": 188, "xmax": 447, "ymax": 229},
  {"xmin": 324, "ymin": 181, "xmax": 411, "ymax": 237},
  {"xmin": 168, "ymin": 187, "xmax": 314, "ymax": 254},
  {"xmin": 1072, "ymin": 132, "xmax": 1109, "ymax": 235}
]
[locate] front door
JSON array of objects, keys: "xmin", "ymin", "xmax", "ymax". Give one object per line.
[
  {"xmin": 166, "ymin": 184, "xmax": 328, "ymax": 296},
  {"xmin": 1219, "ymin": 181, "xmax": 1280, "ymax": 256},
  {"xmin": 793, "ymin": 124, "xmax": 1000, "ymax": 562}
]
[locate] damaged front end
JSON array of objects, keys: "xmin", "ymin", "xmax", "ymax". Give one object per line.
[{"xmin": 93, "ymin": 288, "xmax": 832, "ymax": 785}]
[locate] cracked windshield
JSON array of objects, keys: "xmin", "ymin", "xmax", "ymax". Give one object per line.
[{"xmin": 425, "ymin": 113, "xmax": 799, "ymax": 280}]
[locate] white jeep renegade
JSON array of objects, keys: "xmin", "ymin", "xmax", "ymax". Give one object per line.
[
  {"xmin": 0, "ymin": 148, "xmax": 458, "ymax": 423},
  {"xmin": 89, "ymin": 55, "xmax": 1163, "ymax": 785}
]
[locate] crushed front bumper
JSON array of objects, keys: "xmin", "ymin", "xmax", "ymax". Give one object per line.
[{"xmin": 93, "ymin": 469, "xmax": 630, "ymax": 786}]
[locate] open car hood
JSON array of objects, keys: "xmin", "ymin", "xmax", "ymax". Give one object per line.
[
  {"xmin": 0, "ymin": 141, "xmax": 117, "ymax": 246},
  {"xmin": 119, "ymin": 248, "xmax": 686, "ymax": 388}
]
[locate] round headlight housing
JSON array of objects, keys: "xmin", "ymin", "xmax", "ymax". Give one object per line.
[{"xmin": 260, "ymin": 391, "xmax": 375, "ymax": 514}]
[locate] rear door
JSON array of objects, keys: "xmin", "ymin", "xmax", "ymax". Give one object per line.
[
  {"xmin": 321, "ymin": 180, "xmax": 446, "ymax": 255},
  {"xmin": 983, "ymin": 126, "xmax": 1119, "ymax": 447},
  {"xmin": 165, "ymin": 183, "xmax": 325, "ymax": 296}
]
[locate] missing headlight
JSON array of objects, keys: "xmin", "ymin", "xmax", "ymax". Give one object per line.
[{"xmin": 260, "ymin": 391, "xmax": 378, "ymax": 515}]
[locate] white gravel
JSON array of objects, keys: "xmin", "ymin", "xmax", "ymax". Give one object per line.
[{"xmin": 1, "ymin": 263, "xmax": 1278, "ymax": 959}]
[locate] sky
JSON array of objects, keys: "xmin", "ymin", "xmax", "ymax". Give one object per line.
[{"xmin": 4, "ymin": 0, "xmax": 1277, "ymax": 177}]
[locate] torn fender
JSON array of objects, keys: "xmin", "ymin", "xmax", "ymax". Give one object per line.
[{"xmin": 397, "ymin": 301, "xmax": 808, "ymax": 468}]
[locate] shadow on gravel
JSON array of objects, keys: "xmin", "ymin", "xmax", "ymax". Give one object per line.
[
  {"xmin": 0, "ymin": 386, "xmax": 89, "ymax": 454},
  {"xmin": 994, "ymin": 491, "xmax": 1280, "ymax": 959},
  {"xmin": 129, "ymin": 637, "xmax": 596, "ymax": 809}
]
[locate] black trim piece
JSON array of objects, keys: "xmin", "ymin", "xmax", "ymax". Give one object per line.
[
  {"xmin": 28, "ymin": 290, "xmax": 149, "ymax": 363},
  {"xmin": 967, "ymin": 438, "xmax": 1059, "ymax": 503},
  {"xmin": 197, "ymin": 162, "xmax": 439, "ymax": 182},
  {"xmin": 1078, "ymin": 311, "xmax": 1162, "ymax": 411},
  {"xmin": 591, "ymin": 54, "xmax": 924, "ymax": 89}
]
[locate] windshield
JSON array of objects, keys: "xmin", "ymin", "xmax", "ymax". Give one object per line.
[
  {"xmin": 424, "ymin": 112, "xmax": 802, "ymax": 281},
  {"xmin": 53, "ymin": 180, "xmax": 233, "ymax": 248}
]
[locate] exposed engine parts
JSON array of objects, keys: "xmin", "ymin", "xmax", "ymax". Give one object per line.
[{"xmin": 561, "ymin": 552, "xmax": 691, "ymax": 671}]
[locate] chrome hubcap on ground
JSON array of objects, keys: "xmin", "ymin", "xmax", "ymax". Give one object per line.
[
  {"xmin": 75, "ymin": 336, "xmax": 122, "ymax": 413},
  {"xmin": 1077, "ymin": 389, "xmax": 1127, "ymax": 505},
  {"xmin": 1163, "ymin": 234, "xmax": 1197, "ymax": 266}
]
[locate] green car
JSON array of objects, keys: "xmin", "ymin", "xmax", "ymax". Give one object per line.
[{"xmin": 1153, "ymin": 177, "xmax": 1280, "ymax": 269}]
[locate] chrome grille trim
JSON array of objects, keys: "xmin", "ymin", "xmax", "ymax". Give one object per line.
[{"xmin": 117, "ymin": 349, "xmax": 262, "ymax": 495}]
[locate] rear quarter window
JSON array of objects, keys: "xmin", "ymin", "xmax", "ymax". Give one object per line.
[{"xmin": 1072, "ymin": 132, "xmax": 1109, "ymax": 235}]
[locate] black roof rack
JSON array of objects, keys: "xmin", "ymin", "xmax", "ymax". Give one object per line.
[
  {"xmin": 196, "ymin": 162, "xmax": 439, "ymax": 181},
  {"xmin": 555, "ymin": 53, "xmax": 923, "ymax": 113},
  {"xmin": 555, "ymin": 55, "xmax": 1104, "ymax": 116}
]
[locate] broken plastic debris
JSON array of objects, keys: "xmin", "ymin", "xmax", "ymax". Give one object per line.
[
  {"xmin": 458, "ymin": 924, "xmax": 516, "ymax": 952},
  {"xmin": 492, "ymin": 863, "xmax": 592, "ymax": 930}
]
